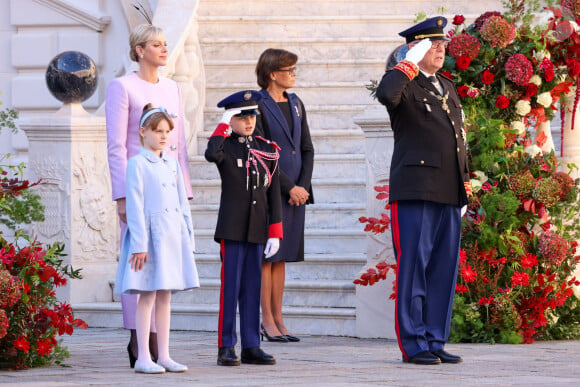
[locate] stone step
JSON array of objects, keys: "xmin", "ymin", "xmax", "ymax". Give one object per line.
[
  {"xmin": 194, "ymin": 227, "xmax": 366, "ymax": 255},
  {"xmin": 171, "ymin": 278, "xmax": 356, "ymax": 309},
  {"xmin": 197, "ymin": 14, "xmax": 424, "ymax": 40},
  {"xmin": 188, "ymin": 153, "xmax": 366, "ymax": 180},
  {"xmin": 73, "ymin": 302, "xmax": 356, "ymax": 335},
  {"xmin": 203, "ymin": 105, "xmax": 370, "ymax": 131},
  {"xmin": 205, "ymin": 59, "xmax": 385, "ymax": 84},
  {"xmin": 191, "ymin": 202, "xmax": 366, "ymax": 230},
  {"xmin": 206, "ymin": 82, "xmax": 375, "ymax": 107},
  {"xmin": 189, "ymin": 176, "xmax": 366, "ymax": 206},
  {"xmin": 197, "ymin": 0, "xmax": 432, "ymax": 17},
  {"xmin": 197, "ymin": 129, "xmax": 366, "ymax": 156},
  {"xmin": 200, "ymin": 37, "xmax": 400, "ymax": 62},
  {"xmin": 193, "ymin": 252, "xmax": 366, "ymax": 281}
]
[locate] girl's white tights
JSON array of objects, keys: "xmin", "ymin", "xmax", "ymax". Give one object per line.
[{"xmin": 135, "ymin": 290, "xmax": 176, "ymax": 367}]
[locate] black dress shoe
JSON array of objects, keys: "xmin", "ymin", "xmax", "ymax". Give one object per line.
[
  {"xmin": 260, "ymin": 323, "xmax": 288, "ymax": 342},
  {"xmin": 217, "ymin": 347, "xmax": 240, "ymax": 366},
  {"xmin": 431, "ymin": 349, "xmax": 462, "ymax": 363},
  {"xmin": 402, "ymin": 351, "xmax": 441, "ymax": 365},
  {"xmin": 241, "ymin": 347, "xmax": 276, "ymax": 365}
]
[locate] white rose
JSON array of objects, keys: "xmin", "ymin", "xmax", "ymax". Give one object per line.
[
  {"xmin": 536, "ymin": 92, "xmax": 553, "ymax": 108},
  {"xmin": 524, "ymin": 144, "xmax": 542, "ymax": 157},
  {"xmin": 529, "ymin": 75, "xmax": 542, "ymax": 86},
  {"xmin": 510, "ymin": 120, "xmax": 527, "ymax": 135},
  {"xmin": 515, "ymin": 100, "xmax": 532, "ymax": 116}
]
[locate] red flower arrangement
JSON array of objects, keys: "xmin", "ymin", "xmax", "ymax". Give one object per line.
[
  {"xmin": 538, "ymin": 232, "xmax": 568, "ymax": 265},
  {"xmin": 481, "ymin": 70, "xmax": 495, "ymax": 85},
  {"xmin": 505, "ymin": 53, "xmax": 534, "ymax": 85},
  {"xmin": 448, "ymin": 34, "xmax": 481, "ymax": 59},
  {"xmin": 495, "ymin": 95, "xmax": 510, "ymax": 109},
  {"xmin": 479, "ymin": 15, "xmax": 517, "ymax": 48},
  {"xmin": 0, "ymin": 162, "xmax": 87, "ymax": 369},
  {"xmin": 455, "ymin": 55, "xmax": 471, "ymax": 71}
]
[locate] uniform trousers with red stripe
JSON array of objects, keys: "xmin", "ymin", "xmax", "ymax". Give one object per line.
[
  {"xmin": 218, "ymin": 239, "xmax": 264, "ymax": 349},
  {"xmin": 390, "ymin": 200, "xmax": 461, "ymax": 360}
]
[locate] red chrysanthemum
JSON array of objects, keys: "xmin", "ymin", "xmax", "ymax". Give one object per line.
[
  {"xmin": 495, "ymin": 94, "xmax": 510, "ymax": 109},
  {"xmin": 456, "ymin": 55, "xmax": 472, "ymax": 71},
  {"xmin": 479, "ymin": 15, "xmax": 516, "ymax": 48},
  {"xmin": 473, "ymin": 11, "xmax": 503, "ymax": 31},
  {"xmin": 505, "ymin": 53, "xmax": 534, "ymax": 85},
  {"xmin": 510, "ymin": 271, "xmax": 530, "ymax": 287},
  {"xmin": 453, "ymin": 15, "xmax": 466, "ymax": 25},
  {"xmin": 36, "ymin": 338, "xmax": 54, "ymax": 356},
  {"xmin": 520, "ymin": 252, "xmax": 539, "ymax": 269},
  {"xmin": 477, "ymin": 296, "xmax": 496, "ymax": 306},
  {"xmin": 13, "ymin": 336, "xmax": 30, "ymax": 353},
  {"xmin": 448, "ymin": 34, "xmax": 481, "ymax": 60},
  {"xmin": 481, "ymin": 69, "xmax": 495, "ymax": 84},
  {"xmin": 461, "ymin": 265, "xmax": 477, "ymax": 283},
  {"xmin": 538, "ymin": 231, "xmax": 568, "ymax": 265},
  {"xmin": 455, "ymin": 283, "xmax": 469, "ymax": 294}
]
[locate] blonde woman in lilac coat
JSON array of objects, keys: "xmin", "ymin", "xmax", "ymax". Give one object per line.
[{"xmin": 105, "ymin": 24, "xmax": 193, "ymax": 368}]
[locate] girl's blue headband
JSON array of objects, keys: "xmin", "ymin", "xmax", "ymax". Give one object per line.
[{"xmin": 139, "ymin": 106, "xmax": 169, "ymax": 128}]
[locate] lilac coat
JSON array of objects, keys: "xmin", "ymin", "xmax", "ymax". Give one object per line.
[{"xmin": 105, "ymin": 71, "xmax": 193, "ymax": 200}]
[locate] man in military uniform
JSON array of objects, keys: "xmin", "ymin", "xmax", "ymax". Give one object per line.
[
  {"xmin": 376, "ymin": 16, "xmax": 472, "ymax": 365},
  {"xmin": 205, "ymin": 90, "xmax": 283, "ymax": 366}
]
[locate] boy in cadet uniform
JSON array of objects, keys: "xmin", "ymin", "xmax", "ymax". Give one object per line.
[{"xmin": 205, "ymin": 90, "xmax": 283, "ymax": 366}]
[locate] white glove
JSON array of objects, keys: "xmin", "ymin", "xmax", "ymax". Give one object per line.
[
  {"xmin": 219, "ymin": 108, "xmax": 242, "ymax": 124},
  {"xmin": 264, "ymin": 238, "xmax": 280, "ymax": 259},
  {"xmin": 461, "ymin": 205, "xmax": 467, "ymax": 217},
  {"xmin": 405, "ymin": 38, "xmax": 432, "ymax": 65}
]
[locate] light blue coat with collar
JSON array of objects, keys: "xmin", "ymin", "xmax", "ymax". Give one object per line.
[{"xmin": 114, "ymin": 148, "xmax": 199, "ymax": 294}]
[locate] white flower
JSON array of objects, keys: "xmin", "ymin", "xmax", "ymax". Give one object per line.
[
  {"xmin": 515, "ymin": 100, "xmax": 532, "ymax": 116},
  {"xmin": 536, "ymin": 92, "xmax": 553, "ymax": 108},
  {"xmin": 510, "ymin": 120, "xmax": 527, "ymax": 135},
  {"xmin": 470, "ymin": 179, "xmax": 482, "ymax": 193},
  {"xmin": 472, "ymin": 170, "xmax": 488, "ymax": 183},
  {"xmin": 524, "ymin": 144, "xmax": 542, "ymax": 157},
  {"xmin": 529, "ymin": 75, "xmax": 542, "ymax": 86},
  {"xmin": 534, "ymin": 50, "xmax": 551, "ymax": 61}
]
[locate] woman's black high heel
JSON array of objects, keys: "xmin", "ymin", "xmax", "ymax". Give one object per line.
[
  {"xmin": 127, "ymin": 344, "xmax": 137, "ymax": 368},
  {"xmin": 284, "ymin": 334, "xmax": 301, "ymax": 342},
  {"xmin": 260, "ymin": 323, "xmax": 288, "ymax": 342}
]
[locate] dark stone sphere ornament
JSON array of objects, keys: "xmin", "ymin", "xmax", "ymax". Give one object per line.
[{"xmin": 45, "ymin": 51, "xmax": 98, "ymax": 103}]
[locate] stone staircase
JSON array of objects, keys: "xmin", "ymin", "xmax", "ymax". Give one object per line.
[{"xmin": 167, "ymin": 0, "xmax": 504, "ymax": 336}]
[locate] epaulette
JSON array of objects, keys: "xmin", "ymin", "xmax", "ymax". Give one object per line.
[{"xmin": 255, "ymin": 135, "xmax": 281, "ymax": 151}]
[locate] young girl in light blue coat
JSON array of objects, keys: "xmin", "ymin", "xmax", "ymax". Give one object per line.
[{"xmin": 115, "ymin": 104, "xmax": 199, "ymax": 374}]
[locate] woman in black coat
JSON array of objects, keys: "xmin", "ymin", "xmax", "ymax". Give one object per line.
[{"xmin": 255, "ymin": 48, "xmax": 315, "ymax": 342}]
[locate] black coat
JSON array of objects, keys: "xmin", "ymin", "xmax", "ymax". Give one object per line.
[
  {"xmin": 376, "ymin": 70, "xmax": 469, "ymax": 207},
  {"xmin": 205, "ymin": 126, "xmax": 283, "ymax": 244}
]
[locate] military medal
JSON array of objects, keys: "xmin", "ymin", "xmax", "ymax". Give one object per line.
[{"xmin": 441, "ymin": 92, "xmax": 450, "ymax": 114}]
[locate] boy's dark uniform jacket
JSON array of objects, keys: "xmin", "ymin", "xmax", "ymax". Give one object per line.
[
  {"xmin": 205, "ymin": 123, "xmax": 283, "ymax": 244},
  {"xmin": 376, "ymin": 69, "xmax": 470, "ymax": 206}
]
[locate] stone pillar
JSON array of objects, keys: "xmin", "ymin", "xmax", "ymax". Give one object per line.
[
  {"xmin": 353, "ymin": 105, "xmax": 396, "ymax": 339},
  {"xmin": 18, "ymin": 103, "xmax": 118, "ymax": 304},
  {"xmin": 560, "ymin": 89, "xmax": 580, "ymax": 296}
]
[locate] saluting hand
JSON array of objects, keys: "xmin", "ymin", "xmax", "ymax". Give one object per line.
[
  {"xmin": 405, "ymin": 38, "xmax": 432, "ymax": 65},
  {"xmin": 129, "ymin": 252, "xmax": 148, "ymax": 272}
]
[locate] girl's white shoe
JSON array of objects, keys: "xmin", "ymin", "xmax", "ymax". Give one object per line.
[
  {"xmin": 157, "ymin": 359, "xmax": 188, "ymax": 373},
  {"xmin": 134, "ymin": 360, "xmax": 166, "ymax": 374}
]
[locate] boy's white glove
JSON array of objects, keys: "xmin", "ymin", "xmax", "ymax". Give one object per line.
[
  {"xmin": 264, "ymin": 238, "xmax": 280, "ymax": 259},
  {"xmin": 219, "ymin": 108, "xmax": 242, "ymax": 125},
  {"xmin": 405, "ymin": 39, "xmax": 432, "ymax": 65}
]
